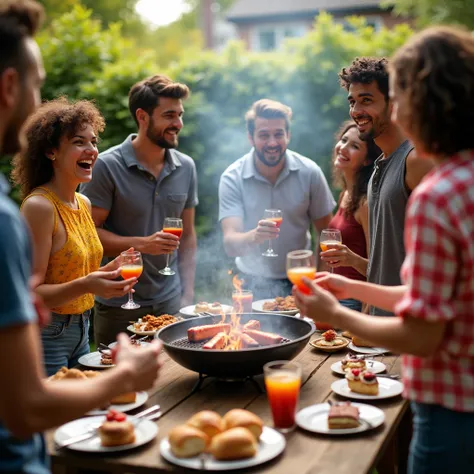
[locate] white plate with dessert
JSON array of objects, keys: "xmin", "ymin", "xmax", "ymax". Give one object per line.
[
  {"xmin": 180, "ymin": 302, "xmax": 233, "ymax": 317},
  {"xmin": 54, "ymin": 413, "xmax": 158, "ymax": 453},
  {"xmin": 331, "ymin": 369, "xmax": 404, "ymax": 400},
  {"xmin": 296, "ymin": 402, "xmax": 385, "ymax": 435},
  {"xmin": 347, "ymin": 342, "xmax": 390, "ymax": 355},
  {"xmin": 160, "ymin": 426, "xmax": 285, "ymax": 471},
  {"xmin": 86, "ymin": 391, "xmax": 148, "ymax": 416},
  {"xmin": 309, "ymin": 330, "xmax": 349, "ymax": 352},
  {"xmin": 252, "ymin": 297, "xmax": 299, "ymax": 315},
  {"xmin": 78, "ymin": 351, "xmax": 115, "ymax": 369},
  {"xmin": 331, "ymin": 358, "xmax": 386, "ymax": 376}
]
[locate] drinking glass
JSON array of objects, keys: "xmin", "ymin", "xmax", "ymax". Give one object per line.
[
  {"xmin": 120, "ymin": 250, "xmax": 143, "ymax": 310},
  {"xmin": 320, "ymin": 228, "xmax": 342, "ymax": 273},
  {"xmin": 286, "ymin": 249, "xmax": 316, "ymax": 295},
  {"xmin": 262, "ymin": 209, "xmax": 282, "ymax": 258},
  {"xmin": 159, "ymin": 217, "xmax": 183, "ymax": 276},
  {"xmin": 264, "ymin": 360, "xmax": 302, "ymax": 433}
]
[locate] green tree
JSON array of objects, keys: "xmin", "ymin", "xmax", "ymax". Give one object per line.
[{"xmin": 390, "ymin": 0, "xmax": 474, "ymax": 29}]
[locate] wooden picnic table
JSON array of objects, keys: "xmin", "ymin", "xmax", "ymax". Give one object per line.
[{"xmin": 46, "ymin": 343, "xmax": 409, "ymax": 474}]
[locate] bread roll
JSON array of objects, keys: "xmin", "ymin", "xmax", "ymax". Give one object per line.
[
  {"xmin": 223, "ymin": 409, "xmax": 263, "ymax": 440},
  {"xmin": 168, "ymin": 424, "xmax": 209, "ymax": 458},
  {"xmin": 99, "ymin": 421, "xmax": 135, "ymax": 447},
  {"xmin": 352, "ymin": 336, "xmax": 375, "ymax": 348},
  {"xmin": 110, "ymin": 392, "xmax": 137, "ymax": 404},
  {"xmin": 210, "ymin": 427, "xmax": 257, "ymax": 460},
  {"xmin": 186, "ymin": 410, "xmax": 225, "ymax": 439}
]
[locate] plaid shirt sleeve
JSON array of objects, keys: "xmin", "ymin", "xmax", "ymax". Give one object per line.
[{"xmin": 395, "ymin": 185, "xmax": 459, "ymax": 322}]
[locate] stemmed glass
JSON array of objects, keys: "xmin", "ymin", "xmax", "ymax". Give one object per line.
[
  {"xmin": 120, "ymin": 250, "xmax": 143, "ymax": 310},
  {"xmin": 159, "ymin": 217, "xmax": 183, "ymax": 276},
  {"xmin": 262, "ymin": 209, "xmax": 282, "ymax": 257},
  {"xmin": 286, "ymin": 250, "xmax": 316, "ymax": 295},
  {"xmin": 320, "ymin": 228, "xmax": 342, "ymax": 273}
]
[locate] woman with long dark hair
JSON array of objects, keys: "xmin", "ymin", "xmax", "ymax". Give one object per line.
[{"xmin": 320, "ymin": 121, "xmax": 381, "ymax": 310}]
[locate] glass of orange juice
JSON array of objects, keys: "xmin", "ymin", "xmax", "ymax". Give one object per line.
[
  {"xmin": 286, "ymin": 249, "xmax": 316, "ymax": 295},
  {"xmin": 320, "ymin": 228, "xmax": 342, "ymax": 273},
  {"xmin": 264, "ymin": 360, "xmax": 302, "ymax": 433},
  {"xmin": 262, "ymin": 209, "xmax": 282, "ymax": 257},
  {"xmin": 159, "ymin": 217, "xmax": 183, "ymax": 276},
  {"xmin": 120, "ymin": 250, "xmax": 143, "ymax": 310}
]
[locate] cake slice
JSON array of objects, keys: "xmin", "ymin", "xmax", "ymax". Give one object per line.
[
  {"xmin": 327, "ymin": 402, "xmax": 360, "ymax": 429},
  {"xmin": 346, "ymin": 369, "xmax": 379, "ymax": 395},
  {"xmin": 341, "ymin": 353, "xmax": 366, "ymax": 371}
]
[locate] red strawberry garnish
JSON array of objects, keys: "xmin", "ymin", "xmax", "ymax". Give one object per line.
[
  {"xmin": 323, "ymin": 329, "xmax": 337, "ymax": 342},
  {"xmin": 363, "ymin": 372, "xmax": 376, "ymax": 382},
  {"xmin": 351, "ymin": 369, "xmax": 360, "ymax": 377},
  {"xmin": 114, "ymin": 413, "xmax": 126, "ymax": 422},
  {"xmin": 106, "ymin": 409, "xmax": 117, "ymax": 421}
]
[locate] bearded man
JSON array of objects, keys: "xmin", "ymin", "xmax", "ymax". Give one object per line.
[
  {"xmin": 219, "ymin": 99, "xmax": 335, "ymax": 299},
  {"xmin": 81, "ymin": 75, "xmax": 198, "ymax": 344}
]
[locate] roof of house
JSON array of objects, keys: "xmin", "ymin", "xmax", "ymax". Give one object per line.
[{"xmin": 227, "ymin": 0, "xmax": 391, "ymax": 22}]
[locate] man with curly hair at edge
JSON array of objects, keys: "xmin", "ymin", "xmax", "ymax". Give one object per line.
[{"xmin": 339, "ymin": 58, "xmax": 433, "ymax": 316}]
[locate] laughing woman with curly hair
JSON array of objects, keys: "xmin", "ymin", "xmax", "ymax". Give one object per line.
[{"xmin": 12, "ymin": 98, "xmax": 137, "ymax": 376}]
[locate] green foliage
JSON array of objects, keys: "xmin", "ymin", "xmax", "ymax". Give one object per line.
[{"xmin": 389, "ymin": 0, "xmax": 474, "ymax": 29}]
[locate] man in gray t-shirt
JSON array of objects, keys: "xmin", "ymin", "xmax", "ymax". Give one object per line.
[
  {"xmin": 81, "ymin": 75, "xmax": 198, "ymax": 344},
  {"xmin": 219, "ymin": 99, "xmax": 335, "ymax": 299}
]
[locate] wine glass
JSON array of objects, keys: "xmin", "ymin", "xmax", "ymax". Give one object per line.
[
  {"xmin": 159, "ymin": 217, "xmax": 183, "ymax": 276},
  {"xmin": 262, "ymin": 209, "xmax": 282, "ymax": 257},
  {"xmin": 319, "ymin": 228, "xmax": 342, "ymax": 273},
  {"xmin": 120, "ymin": 250, "xmax": 143, "ymax": 310},
  {"xmin": 286, "ymin": 250, "xmax": 316, "ymax": 295}
]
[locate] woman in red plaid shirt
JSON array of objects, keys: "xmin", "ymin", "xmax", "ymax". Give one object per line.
[{"xmin": 294, "ymin": 26, "xmax": 474, "ymax": 473}]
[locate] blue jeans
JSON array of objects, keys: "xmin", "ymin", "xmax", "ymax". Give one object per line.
[
  {"xmin": 41, "ymin": 310, "xmax": 91, "ymax": 376},
  {"xmin": 408, "ymin": 401, "xmax": 474, "ymax": 474},
  {"xmin": 339, "ymin": 298, "xmax": 362, "ymax": 311}
]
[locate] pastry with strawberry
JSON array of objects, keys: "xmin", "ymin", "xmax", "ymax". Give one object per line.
[
  {"xmin": 99, "ymin": 409, "xmax": 135, "ymax": 447},
  {"xmin": 346, "ymin": 369, "xmax": 379, "ymax": 395}
]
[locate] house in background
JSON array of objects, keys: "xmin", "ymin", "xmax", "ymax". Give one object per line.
[{"xmin": 223, "ymin": 0, "xmax": 405, "ymax": 51}]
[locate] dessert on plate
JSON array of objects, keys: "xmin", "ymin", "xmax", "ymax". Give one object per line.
[
  {"xmin": 351, "ymin": 335, "xmax": 375, "ymax": 348},
  {"xmin": 346, "ymin": 369, "xmax": 379, "ymax": 395},
  {"xmin": 327, "ymin": 402, "xmax": 360, "ymax": 429},
  {"xmin": 312, "ymin": 330, "xmax": 348, "ymax": 350},
  {"xmin": 98, "ymin": 410, "xmax": 135, "ymax": 447},
  {"xmin": 341, "ymin": 353, "xmax": 366, "ymax": 371}
]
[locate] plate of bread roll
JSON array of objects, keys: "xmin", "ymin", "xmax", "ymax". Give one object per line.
[
  {"xmin": 160, "ymin": 409, "xmax": 286, "ymax": 470},
  {"xmin": 348, "ymin": 336, "xmax": 390, "ymax": 355}
]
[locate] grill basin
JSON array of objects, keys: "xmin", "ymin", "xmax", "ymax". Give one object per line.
[{"xmin": 156, "ymin": 313, "xmax": 315, "ymax": 378}]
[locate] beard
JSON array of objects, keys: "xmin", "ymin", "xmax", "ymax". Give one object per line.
[
  {"xmin": 255, "ymin": 147, "xmax": 286, "ymax": 168},
  {"xmin": 146, "ymin": 119, "xmax": 179, "ymax": 149}
]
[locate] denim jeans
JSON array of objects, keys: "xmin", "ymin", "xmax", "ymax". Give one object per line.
[
  {"xmin": 339, "ymin": 298, "xmax": 362, "ymax": 311},
  {"xmin": 408, "ymin": 401, "xmax": 474, "ymax": 474},
  {"xmin": 41, "ymin": 310, "xmax": 91, "ymax": 376}
]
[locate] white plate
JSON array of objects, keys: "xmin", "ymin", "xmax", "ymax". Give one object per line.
[
  {"xmin": 160, "ymin": 426, "xmax": 285, "ymax": 470},
  {"xmin": 331, "ymin": 360, "xmax": 387, "ymax": 376},
  {"xmin": 296, "ymin": 402, "xmax": 385, "ymax": 435},
  {"xmin": 348, "ymin": 342, "xmax": 390, "ymax": 355},
  {"xmin": 252, "ymin": 299, "xmax": 299, "ymax": 315},
  {"xmin": 179, "ymin": 304, "xmax": 233, "ymax": 317},
  {"xmin": 54, "ymin": 415, "xmax": 158, "ymax": 453},
  {"xmin": 331, "ymin": 378, "xmax": 404, "ymax": 400},
  {"xmin": 108, "ymin": 341, "xmax": 151, "ymax": 349},
  {"xmin": 126, "ymin": 325, "xmax": 159, "ymax": 336},
  {"xmin": 86, "ymin": 392, "xmax": 148, "ymax": 416},
  {"xmin": 78, "ymin": 352, "xmax": 114, "ymax": 369}
]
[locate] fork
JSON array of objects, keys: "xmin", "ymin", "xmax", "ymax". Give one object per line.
[{"xmin": 56, "ymin": 404, "xmax": 161, "ymax": 449}]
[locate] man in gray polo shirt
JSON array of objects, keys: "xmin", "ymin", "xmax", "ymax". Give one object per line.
[
  {"xmin": 219, "ymin": 99, "xmax": 335, "ymax": 300},
  {"xmin": 81, "ymin": 75, "xmax": 198, "ymax": 344}
]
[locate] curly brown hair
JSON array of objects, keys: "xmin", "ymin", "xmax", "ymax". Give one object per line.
[
  {"xmin": 390, "ymin": 26, "xmax": 474, "ymax": 156},
  {"xmin": 339, "ymin": 57, "xmax": 390, "ymax": 102},
  {"xmin": 332, "ymin": 121, "xmax": 381, "ymax": 217},
  {"xmin": 12, "ymin": 97, "xmax": 105, "ymax": 198}
]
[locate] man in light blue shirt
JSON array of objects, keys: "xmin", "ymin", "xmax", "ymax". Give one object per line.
[{"xmin": 219, "ymin": 99, "xmax": 335, "ymax": 299}]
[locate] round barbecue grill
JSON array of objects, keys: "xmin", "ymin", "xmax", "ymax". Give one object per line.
[{"xmin": 156, "ymin": 313, "xmax": 315, "ymax": 378}]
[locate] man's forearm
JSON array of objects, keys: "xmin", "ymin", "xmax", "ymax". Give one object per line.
[
  {"xmin": 178, "ymin": 233, "xmax": 197, "ymax": 297},
  {"xmin": 347, "ymin": 280, "xmax": 407, "ymax": 312},
  {"xmin": 97, "ymin": 228, "xmax": 143, "ymax": 257}
]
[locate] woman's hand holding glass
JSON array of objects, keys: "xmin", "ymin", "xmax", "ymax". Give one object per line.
[
  {"xmin": 319, "ymin": 228, "xmax": 342, "ymax": 273},
  {"xmin": 320, "ymin": 243, "xmax": 357, "ymax": 268},
  {"xmin": 84, "ymin": 263, "xmax": 138, "ymax": 300}
]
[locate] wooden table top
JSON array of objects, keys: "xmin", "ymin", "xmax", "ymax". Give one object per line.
[{"xmin": 46, "ymin": 342, "xmax": 407, "ymax": 474}]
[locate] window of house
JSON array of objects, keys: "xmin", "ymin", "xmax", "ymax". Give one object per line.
[
  {"xmin": 253, "ymin": 23, "xmax": 307, "ymax": 51},
  {"xmin": 258, "ymin": 30, "xmax": 277, "ymax": 51}
]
